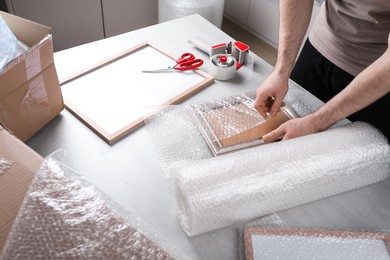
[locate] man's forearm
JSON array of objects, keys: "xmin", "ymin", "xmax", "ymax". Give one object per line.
[
  {"xmin": 275, "ymin": 0, "xmax": 314, "ymax": 77},
  {"xmin": 310, "ymin": 43, "xmax": 390, "ymax": 130}
]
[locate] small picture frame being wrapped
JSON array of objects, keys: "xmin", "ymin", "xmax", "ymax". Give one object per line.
[
  {"xmin": 243, "ymin": 226, "xmax": 390, "ymax": 260},
  {"xmin": 189, "ymin": 93, "xmax": 299, "ymax": 156}
]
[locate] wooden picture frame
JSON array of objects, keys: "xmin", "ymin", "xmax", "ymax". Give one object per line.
[
  {"xmin": 60, "ymin": 41, "xmax": 214, "ymax": 144},
  {"xmin": 244, "ymin": 226, "xmax": 390, "ymax": 260},
  {"xmin": 189, "ymin": 99, "xmax": 299, "ymax": 156}
]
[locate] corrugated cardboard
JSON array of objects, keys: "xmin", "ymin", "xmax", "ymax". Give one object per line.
[
  {"xmin": 0, "ymin": 11, "xmax": 63, "ymax": 142},
  {"xmin": 0, "ymin": 125, "xmax": 43, "ymax": 251}
]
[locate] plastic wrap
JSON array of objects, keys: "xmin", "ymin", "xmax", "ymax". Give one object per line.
[
  {"xmin": 188, "ymin": 92, "xmax": 300, "ymax": 155},
  {"xmin": 146, "ymin": 87, "xmax": 314, "ymax": 179},
  {"xmin": 0, "ymin": 156, "xmax": 12, "ymax": 176},
  {"xmin": 243, "ymin": 226, "xmax": 390, "ymax": 260},
  {"xmin": 238, "ymin": 214, "xmax": 286, "ymax": 260},
  {"xmin": 0, "ymin": 15, "xmax": 18, "ymax": 72},
  {"xmin": 0, "ymin": 15, "xmax": 28, "ymax": 73},
  {"xmin": 146, "ymin": 90, "xmax": 390, "ymax": 237},
  {"xmin": 20, "ymin": 74, "xmax": 51, "ymax": 129},
  {"xmin": 0, "ymin": 150, "xmax": 187, "ymax": 260},
  {"xmin": 175, "ymin": 121, "xmax": 390, "ymax": 236},
  {"xmin": 158, "ymin": 0, "xmax": 225, "ymax": 28},
  {"xmin": 241, "ymin": 215, "xmax": 390, "ymax": 260}
]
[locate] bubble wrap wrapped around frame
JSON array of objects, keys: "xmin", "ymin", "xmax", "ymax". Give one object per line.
[
  {"xmin": 0, "ymin": 150, "xmax": 188, "ymax": 260},
  {"xmin": 145, "ymin": 90, "xmax": 390, "ymax": 237},
  {"xmin": 241, "ymin": 215, "xmax": 390, "ymax": 260},
  {"xmin": 238, "ymin": 214, "xmax": 287, "ymax": 260},
  {"xmin": 243, "ymin": 226, "xmax": 390, "ymax": 260}
]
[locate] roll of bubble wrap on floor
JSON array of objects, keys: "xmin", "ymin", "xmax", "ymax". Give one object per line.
[
  {"xmin": 0, "ymin": 150, "xmax": 188, "ymax": 260},
  {"xmin": 174, "ymin": 121, "xmax": 390, "ymax": 236},
  {"xmin": 158, "ymin": 0, "xmax": 225, "ymax": 28}
]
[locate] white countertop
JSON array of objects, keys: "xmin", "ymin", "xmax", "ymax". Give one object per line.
[{"xmin": 27, "ymin": 14, "xmax": 390, "ymax": 260}]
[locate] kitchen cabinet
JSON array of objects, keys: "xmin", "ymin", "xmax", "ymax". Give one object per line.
[
  {"xmin": 102, "ymin": 0, "xmax": 157, "ymax": 38},
  {"xmin": 224, "ymin": 0, "xmax": 251, "ymax": 25},
  {"xmin": 246, "ymin": 0, "xmax": 280, "ymax": 47},
  {"xmin": 6, "ymin": 0, "xmax": 104, "ymax": 51},
  {"xmin": 224, "ymin": 0, "xmax": 322, "ymax": 48},
  {"xmin": 5, "ymin": 0, "xmax": 158, "ymax": 51}
]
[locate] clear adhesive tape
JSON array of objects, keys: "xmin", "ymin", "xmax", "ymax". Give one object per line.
[{"xmin": 209, "ymin": 54, "xmax": 236, "ymax": 81}]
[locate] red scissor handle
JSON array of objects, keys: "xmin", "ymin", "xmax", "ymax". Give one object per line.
[
  {"xmin": 176, "ymin": 53, "xmax": 195, "ymax": 63},
  {"xmin": 175, "ymin": 58, "xmax": 204, "ymax": 71}
]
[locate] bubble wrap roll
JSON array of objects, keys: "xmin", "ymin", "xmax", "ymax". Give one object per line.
[
  {"xmin": 158, "ymin": 0, "xmax": 225, "ymax": 28},
  {"xmin": 174, "ymin": 122, "xmax": 390, "ymax": 236}
]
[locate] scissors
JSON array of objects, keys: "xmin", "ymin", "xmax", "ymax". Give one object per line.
[{"xmin": 142, "ymin": 53, "xmax": 204, "ymax": 73}]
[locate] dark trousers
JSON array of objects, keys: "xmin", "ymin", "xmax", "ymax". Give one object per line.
[{"xmin": 291, "ymin": 39, "xmax": 390, "ymax": 141}]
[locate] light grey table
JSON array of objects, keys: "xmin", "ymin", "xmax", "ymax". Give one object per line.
[{"xmin": 27, "ymin": 14, "xmax": 390, "ymax": 260}]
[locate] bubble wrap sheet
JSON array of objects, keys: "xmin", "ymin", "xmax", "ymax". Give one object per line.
[
  {"xmin": 237, "ymin": 214, "xmax": 286, "ymax": 260},
  {"xmin": 0, "ymin": 15, "xmax": 18, "ymax": 71},
  {"xmin": 0, "ymin": 156, "xmax": 12, "ymax": 176},
  {"xmin": 240, "ymin": 214, "xmax": 390, "ymax": 260},
  {"xmin": 147, "ymin": 89, "xmax": 310, "ymax": 177},
  {"xmin": 0, "ymin": 15, "xmax": 29, "ymax": 72},
  {"xmin": 146, "ymin": 91, "xmax": 390, "ymax": 237},
  {"xmin": 243, "ymin": 226, "xmax": 390, "ymax": 260},
  {"xmin": 188, "ymin": 93, "xmax": 300, "ymax": 155},
  {"xmin": 0, "ymin": 151, "xmax": 187, "ymax": 260},
  {"xmin": 240, "ymin": 215, "xmax": 390, "ymax": 260}
]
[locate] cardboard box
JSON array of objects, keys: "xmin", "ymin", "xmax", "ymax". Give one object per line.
[
  {"xmin": 0, "ymin": 11, "xmax": 63, "ymax": 142},
  {"xmin": 0, "ymin": 125, "xmax": 43, "ymax": 251}
]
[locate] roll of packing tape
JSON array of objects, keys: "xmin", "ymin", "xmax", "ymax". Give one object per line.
[{"xmin": 209, "ymin": 54, "xmax": 237, "ymax": 81}]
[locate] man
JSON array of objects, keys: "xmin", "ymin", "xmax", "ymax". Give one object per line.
[{"xmin": 254, "ymin": 0, "xmax": 390, "ymax": 142}]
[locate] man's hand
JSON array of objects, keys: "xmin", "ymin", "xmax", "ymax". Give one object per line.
[
  {"xmin": 262, "ymin": 114, "xmax": 321, "ymax": 142},
  {"xmin": 254, "ymin": 70, "xmax": 289, "ymax": 119}
]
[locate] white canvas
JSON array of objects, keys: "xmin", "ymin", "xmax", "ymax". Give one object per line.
[{"xmin": 61, "ymin": 42, "xmax": 213, "ymax": 143}]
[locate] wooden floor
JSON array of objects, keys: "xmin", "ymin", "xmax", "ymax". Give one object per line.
[{"xmin": 221, "ymin": 17, "xmax": 277, "ymax": 66}]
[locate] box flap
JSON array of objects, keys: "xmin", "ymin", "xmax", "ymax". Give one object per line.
[{"xmin": 0, "ymin": 11, "xmax": 51, "ymax": 47}]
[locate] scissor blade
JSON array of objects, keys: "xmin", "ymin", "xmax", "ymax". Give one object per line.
[
  {"xmin": 142, "ymin": 69, "xmax": 177, "ymax": 73},
  {"xmin": 142, "ymin": 66, "xmax": 177, "ymax": 73}
]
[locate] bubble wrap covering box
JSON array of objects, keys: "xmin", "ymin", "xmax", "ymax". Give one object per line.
[
  {"xmin": 146, "ymin": 91, "xmax": 390, "ymax": 237},
  {"xmin": 0, "ymin": 152, "xmax": 186, "ymax": 260}
]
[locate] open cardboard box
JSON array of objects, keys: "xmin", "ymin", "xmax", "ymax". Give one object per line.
[
  {"xmin": 0, "ymin": 11, "xmax": 63, "ymax": 141},
  {"xmin": 0, "ymin": 10, "xmax": 62, "ymax": 252},
  {"xmin": 0, "ymin": 125, "xmax": 43, "ymax": 251}
]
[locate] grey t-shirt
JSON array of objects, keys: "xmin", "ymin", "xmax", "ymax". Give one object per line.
[{"xmin": 309, "ymin": 0, "xmax": 390, "ymax": 76}]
